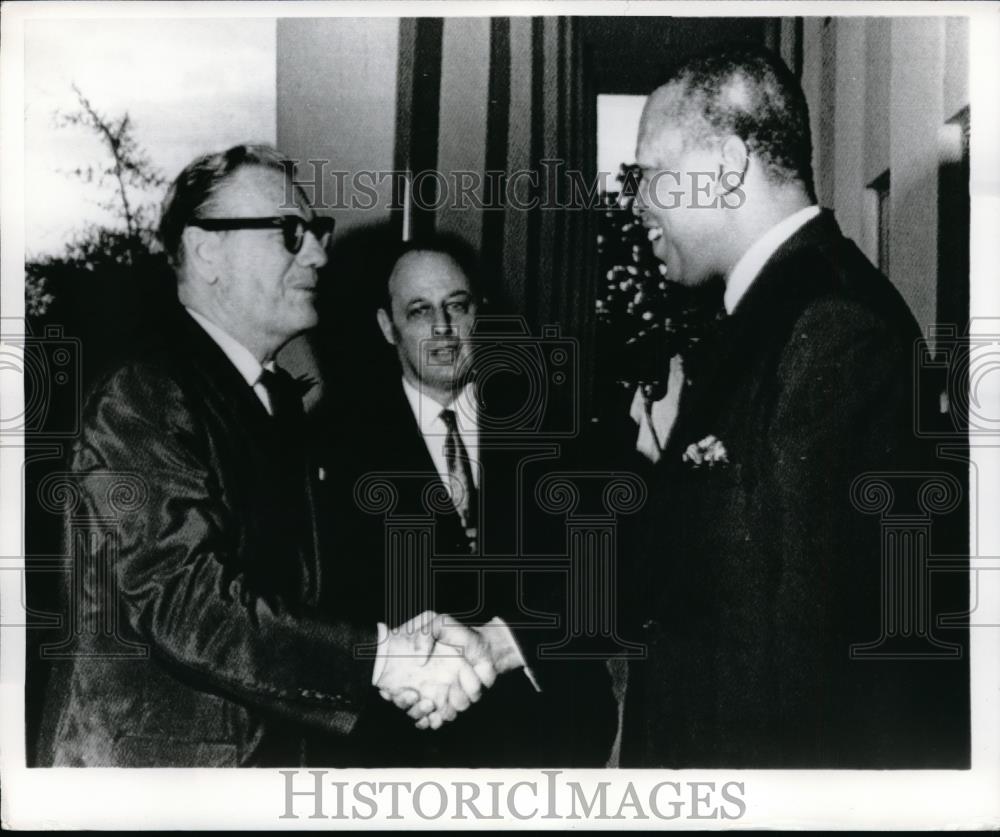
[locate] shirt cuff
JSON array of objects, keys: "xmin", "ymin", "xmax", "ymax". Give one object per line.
[
  {"xmin": 371, "ymin": 622, "xmax": 389, "ymax": 686},
  {"xmin": 484, "ymin": 616, "xmax": 541, "ymax": 693}
]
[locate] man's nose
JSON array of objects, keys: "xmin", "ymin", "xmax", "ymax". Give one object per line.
[
  {"xmin": 432, "ymin": 306, "xmax": 457, "ymax": 337},
  {"xmin": 297, "ymin": 231, "xmax": 328, "ymax": 269}
]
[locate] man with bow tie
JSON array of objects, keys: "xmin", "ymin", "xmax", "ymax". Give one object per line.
[
  {"xmin": 624, "ymin": 45, "xmax": 968, "ymax": 767},
  {"xmin": 38, "ymin": 145, "xmax": 495, "ymax": 767}
]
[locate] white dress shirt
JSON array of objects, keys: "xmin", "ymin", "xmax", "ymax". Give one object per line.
[
  {"xmin": 632, "ymin": 205, "xmax": 821, "ymax": 461},
  {"xmin": 723, "ymin": 204, "xmax": 821, "ymax": 314},
  {"xmin": 400, "ymin": 377, "xmax": 481, "ymax": 495},
  {"xmin": 185, "ymin": 307, "xmax": 277, "ymax": 414},
  {"xmin": 630, "ymin": 353, "xmax": 686, "ymax": 463},
  {"xmin": 372, "ymin": 377, "xmax": 537, "ymax": 692}
]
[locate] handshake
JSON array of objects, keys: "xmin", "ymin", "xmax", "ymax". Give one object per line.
[{"xmin": 373, "ymin": 611, "xmax": 528, "ymax": 730}]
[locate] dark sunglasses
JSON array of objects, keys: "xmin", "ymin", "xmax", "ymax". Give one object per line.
[{"xmin": 189, "ymin": 215, "xmax": 335, "ymax": 254}]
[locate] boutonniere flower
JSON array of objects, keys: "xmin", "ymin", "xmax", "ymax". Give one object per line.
[
  {"xmin": 292, "ymin": 374, "xmax": 318, "ymax": 399},
  {"xmin": 682, "ymin": 434, "xmax": 729, "ymax": 468}
]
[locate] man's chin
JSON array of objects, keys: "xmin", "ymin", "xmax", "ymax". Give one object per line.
[
  {"xmin": 296, "ymin": 304, "xmax": 319, "ymax": 329},
  {"xmin": 652, "ymin": 240, "xmax": 684, "ymax": 277},
  {"xmin": 660, "ymin": 258, "xmax": 713, "ymax": 288},
  {"xmin": 428, "ymin": 370, "xmax": 461, "ymax": 388},
  {"xmin": 651, "ymin": 238, "xmax": 669, "ymax": 265},
  {"xmin": 418, "ymin": 367, "xmax": 468, "ymax": 395},
  {"xmin": 668, "ymin": 273, "xmax": 700, "ymax": 288}
]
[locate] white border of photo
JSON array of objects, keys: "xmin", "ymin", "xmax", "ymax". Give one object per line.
[{"xmin": 1, "ymin": 1, "xmax": 998, "ymax": 829}]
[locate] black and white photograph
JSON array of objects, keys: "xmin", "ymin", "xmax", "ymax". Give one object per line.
[{"xmin": 1, "ymin": 0, "xmax": 998, "ymax": 829}]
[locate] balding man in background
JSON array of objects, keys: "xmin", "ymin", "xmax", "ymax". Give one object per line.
[{"xmin": 315, "ymin": 235, "xmax": 617, "ymax": 766}]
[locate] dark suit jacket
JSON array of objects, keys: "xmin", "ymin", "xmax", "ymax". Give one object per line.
[
  {"xmin": 37, "ymin": 308, "xmax": 375, "ymax": 767},
  {"xmin": 311, "ymin": 372, "xmax": 617, "ymax": 767},
  {"xmin": 621, "ymin": 211, "xmax": 969, "ymax": 768}
]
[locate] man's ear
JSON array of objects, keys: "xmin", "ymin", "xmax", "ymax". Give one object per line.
[
  {"xmin": 717, "ymin": 135, "xmax": 749, "ymax": 196},
  {"xmin": 376, "ymin": 307, "xmax": 397, "ymax": 346},
  {"xmin": 181, "ymin": 226, "xmax": 221, "ymax": 285}
]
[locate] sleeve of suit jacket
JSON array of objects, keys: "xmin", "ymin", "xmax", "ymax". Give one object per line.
[
  {"xmin": 759, "ymin": 297, "xmax": 917, "ymax": 745},
  {"xmin": 71, "ymin": 360, "xmax": 376, "ymax": 737}
]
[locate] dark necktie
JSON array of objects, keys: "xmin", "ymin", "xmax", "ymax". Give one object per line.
[
  {"xmin": 256, "ymin": 365, "xmax": 319, "ymax": 599},
  {"xmin": 258, "ymin": 366, "xmax": 305, "ymax": 427},
  {"xmin": 440, "ymin": 407, "xmax": 478, "ymax": 539}
]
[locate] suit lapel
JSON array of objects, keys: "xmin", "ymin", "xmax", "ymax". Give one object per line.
[
  {"xmin": 173, "ymin": 307, "xmax": 321, "ymax": 604},
  {"xmin": 173, "ymin": 308, "xmax": 272, "ymax": 432},
  {"xmin": 663, "ymin": 211, "xmax": 843, "ymax": 464},
  {"xmin": 379, "ymin": 382, "xmax": 467, "ymax": 535}
]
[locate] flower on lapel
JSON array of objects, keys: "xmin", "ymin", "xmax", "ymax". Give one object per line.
[
  {"xmin": 682, "ymin": 434, "xmax": 729, "ymax": 468},
  {"xmin": 292, "ymin": 374, "xmax": 318, "ymax": 399}
]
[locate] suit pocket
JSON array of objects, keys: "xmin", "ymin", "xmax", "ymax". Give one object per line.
[{"xmin": 113, "ymin": 735, "xmax": 239, "ymax": 767}]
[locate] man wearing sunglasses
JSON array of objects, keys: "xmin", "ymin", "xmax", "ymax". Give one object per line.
[{"xmin": 39, "ymin": 144, "xmax": 494, "ymax": 767}]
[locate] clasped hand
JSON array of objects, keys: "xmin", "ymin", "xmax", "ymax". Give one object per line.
[{"xmin": 374, "ymin": 611, "xmax": 498, "ymax": 730}]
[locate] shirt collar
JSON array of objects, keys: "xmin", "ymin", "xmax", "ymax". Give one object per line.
[
  {"xmin": 185, "ymin": 306, "xmax": 270, "ymax": 386},
  {"xmin": 400, "ymin": 376, "xmax": 477, "ymax": 434},
  {"xmin": 724, "ymin": 205, "xmax": 821, "ymax": 315}
]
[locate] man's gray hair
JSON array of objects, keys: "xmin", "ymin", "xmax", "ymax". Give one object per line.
[{"xmin": 158, "ymin": 143, "xmax": 294, "ymax": 267}]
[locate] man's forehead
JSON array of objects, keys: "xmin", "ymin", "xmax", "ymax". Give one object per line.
[
  {"xmin": 636, "ymin": 84, "xmax": 686, "ymax": 158},
  {"xmin": 389, "ymin": 252, "xmax": 471, "ymax": 301},
  {"xmin": 212, "ymin": 165, "xmax": 310, "ymax": 217}
]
